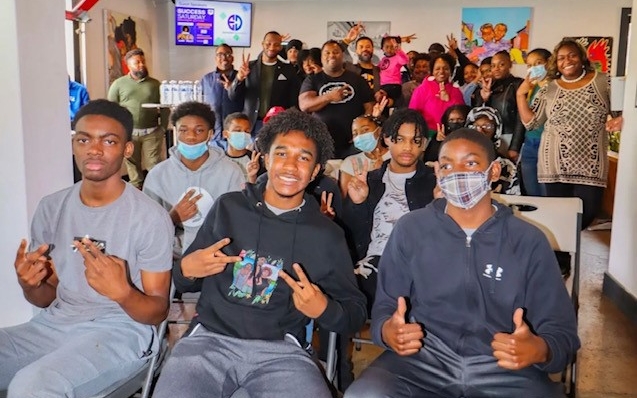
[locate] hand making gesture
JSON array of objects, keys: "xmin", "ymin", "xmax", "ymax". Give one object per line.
[
  {"xmin": 401, "ymin": 33, "xmax": 417, "ymax": 44},
  {"xmin": 237, "ymin": 53, "xmax": 251, "ymax": 82},
  {"xmin": 480, "ymin": 76, "xmax": 493, "ymax": 102},
  {"xmin": 347, "ymin": 158, "xmax": 370, "ymax": 204},
  {"xmin": 491, "ymin": 308, "xmax": 549, "ymax": 370},
  {"xmin": 372, "ymin": 96, "xmax": 389, "ymax": 118},
  {"xmin": 435, "ymin": 123, "xmax": 447, "ymax": 142},
  {"xmin": 278, "ymin": 263, "xmax": 328, "ymax": 319},
  {"xmin": 344, "ymin": 22, "xmax": 364, "ymax": 45},
  {"xmin": 246, "ymin": 151, "xmax": 261, "ymax": 184},
  {"xmin": 381, "ymin": 297, "xmax": 425, "ymax": 356},
  {"xmin": 320, "ymin": 191, "xmax": 335, "ymax": 219},
  {"xmin": 181, "ymin": 238, "xmax": 243, "ymax": 279},
  {"xmin": 14, "ymin": 239, "xmax": 54, "ymax": 290},
  {"xmin": 74, "ymin": 237, "xmax": 131, "ymax": 302},
  {"xmin": 169, "ymin": 189, "xmax": 203, "ymax": 226},
  {"xmin": 445, "ymin": 33, "xmax": 459, "ymax": 58},
  {"xmin": 220, "ymin": 73, "xmax": 233, "ymax": 90}
]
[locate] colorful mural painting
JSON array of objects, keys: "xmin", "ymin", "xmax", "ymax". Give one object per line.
[{"xmin": 461, "ymin": 7, "xmax": 532, "ymax": 65}]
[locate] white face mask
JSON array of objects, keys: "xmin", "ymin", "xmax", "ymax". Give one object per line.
[{"xmin": 438, "ymin": 164, "xmax": 493, "ymax": 209}]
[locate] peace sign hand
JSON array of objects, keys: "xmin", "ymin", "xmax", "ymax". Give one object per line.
[
  {"xmin": 237, "ymin": 53, "xmax": 251, "ymax": 82},
  {"xmin": 372, "ymin": 96, "xmax": 389, "ymax": 118},
  {"xmin": 320, "ymin": 191, "xmax": 335, "ymax": 219},
  {"xmin": 401, "ymin": 33, "xmax": 417, "ymax": 44},
  {"xmin": 278, "ymin": 263, "xmax": 328, "ymax": 319},
  {"xmin": 181, "ymin": 238, "xmax": 243, "ymax": 279},
  {"xmin": 480, "ymin": 77, "xmax": 493, "ymax": 101},
  {"xmin": 220, "ymin": 73, "xmax": 232, "ymax": 90},
  {"xmin": 446, "ymin": 33, "xmax": 459, "ymax": 51},
  {"xmin": 436, "ymin": 123, "xmax": 447, "ymax": 142},
  {"xmin": 246, "ymin": 151, "xmax": 261, "ymax": 184},
  {"xmin": 169, "ymin": 189, "xmax": 203, "ymax": 226},
  {"xmin": 347, "ymin": 158, "xmax": 370, "ymax": 204},
  {"xmin": 344, "ymin": 22, "xmax": 364, "ymax": 44},
  {"xmin": 74, "ymin": 238, "xmax": 130, "ymax": 302},
  {"xmin": 14, "ymin": 239, "xmax": 53, "ymax": 290}
]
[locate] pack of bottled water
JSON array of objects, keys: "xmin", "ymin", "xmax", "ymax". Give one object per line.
[{"xmin": 160, "ymin": 80, "xmax": 203, "ymax": 105}]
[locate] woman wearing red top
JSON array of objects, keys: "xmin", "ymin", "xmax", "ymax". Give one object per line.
[{"xmin": 408, "ymin": 53, "xmax": 464, "ymax": 139}]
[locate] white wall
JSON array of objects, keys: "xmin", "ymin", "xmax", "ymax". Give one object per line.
[
  {"xmin": 152, "ymin": 0, "xmax": 631, "ymax": 81},
  {"xmin": 608, "ymin": 0, "xmax": 637, "ymax": 298},
  {"xmin": 0, "ymin": 0, "xmax": 71, "ymax": 327}
]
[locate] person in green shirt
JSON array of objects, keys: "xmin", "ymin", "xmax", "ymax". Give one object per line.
[{"xmin": 108, "ymin": 48, "xmax": 167, "ymax": 188}]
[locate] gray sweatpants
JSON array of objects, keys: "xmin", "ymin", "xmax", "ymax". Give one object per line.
[
  {"xmin": 344, "ymin": 331, "xmax": 565, "ymax": 398},
  {"xmin": 153, "ymin": 323, "xmax": 333, "ymax": 398},
  {"xmin": 0, "ymin": 313, "xmax": 154, "ymax": 397}
]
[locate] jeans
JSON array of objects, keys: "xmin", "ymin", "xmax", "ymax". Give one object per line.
[{"xmin": 520, "ymin": 135, "xmax": 546, "ymax": 196}]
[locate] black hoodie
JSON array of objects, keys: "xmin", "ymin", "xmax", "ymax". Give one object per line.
[{"xmin": 174, "ymin": 180, "xmax": 367, "ymax": 344}]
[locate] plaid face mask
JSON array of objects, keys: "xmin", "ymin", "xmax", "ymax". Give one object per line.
[{"xmin": 438, "ymin": 164, "xmax": 493, "ymax": 209}]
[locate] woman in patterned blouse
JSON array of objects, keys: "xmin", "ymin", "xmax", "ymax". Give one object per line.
[{"xmin": 516, "ymin": 39, "xmax": 610, "ymax": 229}]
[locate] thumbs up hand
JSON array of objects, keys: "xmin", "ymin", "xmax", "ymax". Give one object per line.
[
  {"xmin": 491, "ymin": 308, "xmax": 550, "ymax": 370},
  {"xmin": 381, "ymin": 297, "xmax": 424, "ymax": 356}
]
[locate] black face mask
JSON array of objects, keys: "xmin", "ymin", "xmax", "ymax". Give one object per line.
[{"xmin": 445, "ymin": 122, "xmax": 465, "ymax": 133}]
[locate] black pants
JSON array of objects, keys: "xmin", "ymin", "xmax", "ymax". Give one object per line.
[{"xmin": 545, "ymin": 182, "xmax": 604, "ymax": 230}]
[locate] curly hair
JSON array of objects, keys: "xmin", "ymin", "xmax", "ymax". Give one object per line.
[
  {"xmin": 170, "ymin": 101, "xmax": 216, "ymax": 130},
  {"xmin": 382, "ymin": 108, "xmax": 428, "ymax": 142},
  {"xmin": 256, "ymin": 109, "xmax": 334, "ymax": 167},
  {"xmin": 546, "ymin": 39, "xmax": 593, "ymax": 80},
  {"xmin": 73, "ymin": 99, "xmax": 133, "ymax": 141}
]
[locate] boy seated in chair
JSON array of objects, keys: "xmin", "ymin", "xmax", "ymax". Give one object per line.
[
  {"xmin": 153, "ymin": 109, "xmax": 366, "ymax": 398},
  {"xmin": 0, "ymin": 100, "xmax": 173, "ymax": 397},
  {"xmin": 345, "ymin": 128, "xmax": 580, "ymax": 398}
]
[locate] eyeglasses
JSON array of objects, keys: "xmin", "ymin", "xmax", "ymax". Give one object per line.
[
  {"xmin": 216, "ymin": 53, "xmax": 232, "ymax": 58},
  {"xmin": 469, "ymin": 123, "xmax": 495, "ymax": 132}
]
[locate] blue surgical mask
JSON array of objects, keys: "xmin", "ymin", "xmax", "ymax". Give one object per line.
[
  {"xmin": 227, "ymin": 131, "xmax": 251, "ymax": 150},
  {"xmin": 353, "ymin": 129, "xmax": 379, "ymax": 153},
  {"xmin": 527, "ymin": 64, "xmax": 547, "ymax": 82},
  {"xmin": 177, "ymin": 140, "xmax": 208, "ymax": 160}
]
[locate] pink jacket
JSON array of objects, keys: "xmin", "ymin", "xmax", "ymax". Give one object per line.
[
  {"xmin": 408, "ymin": 77, "xmax": 464, "ymax": 132},
  {"xmin": 379, "ymin": 50, "xmax": 408, "ymax": 86}
]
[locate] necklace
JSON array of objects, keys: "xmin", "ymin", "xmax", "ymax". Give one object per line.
[{"xmin": 560, "ymin": 69, "xmax": 586, "ymax": 83}]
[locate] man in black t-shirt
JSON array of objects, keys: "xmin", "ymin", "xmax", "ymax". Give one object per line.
[{"xmin": 299, "ymin": 40, "xmax": 375, "ymax": 159}]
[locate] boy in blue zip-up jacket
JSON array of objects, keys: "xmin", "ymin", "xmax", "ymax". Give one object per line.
[{"xmin": 346, "ymin": 128, "xmax": 579, "ymax": 398}]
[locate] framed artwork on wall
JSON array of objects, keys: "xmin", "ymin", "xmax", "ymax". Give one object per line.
[{"xmin": 460, "ymin": 7, "xmax": 532, "ymax": 64}]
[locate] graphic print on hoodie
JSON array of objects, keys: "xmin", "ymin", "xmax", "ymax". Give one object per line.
[{"xmin": 228, "ymin": 249, "xmax": 284, "ymax": 305}]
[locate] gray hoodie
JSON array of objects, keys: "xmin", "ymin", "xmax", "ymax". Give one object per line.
[{"xmin": 144, "ymin": 146, "xmax": 245, "ymax": 256}]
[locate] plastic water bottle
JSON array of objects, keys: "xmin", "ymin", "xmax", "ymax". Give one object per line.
[
  {"xmin": 169, "ymin": 80, "xmax": 179, "ymax": 105},
  {"xmin": 160, "ymin": 80, "xmax": 170, "ymax": 105},
  {"xmin": 193, "ymin": 80, "xmax": 202, "ymax": 103},
  {"xmin": 180, "ymin": 80, "xmax": 193, "ymax": 103}
]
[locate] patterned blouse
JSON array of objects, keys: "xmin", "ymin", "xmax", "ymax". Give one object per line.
[{"xmin": 525, "ymin": 71, "xmax": 610, "ymax": 187}]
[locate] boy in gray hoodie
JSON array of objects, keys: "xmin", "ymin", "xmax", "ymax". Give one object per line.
[{"xmin": 143, "ymin": 101, "xmax": 245, "ymax": 256}]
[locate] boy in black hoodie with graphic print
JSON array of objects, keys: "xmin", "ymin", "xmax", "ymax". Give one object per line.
[{"xmin": 154, "ymin": 109, "xmax": 366, "ymax": 398}]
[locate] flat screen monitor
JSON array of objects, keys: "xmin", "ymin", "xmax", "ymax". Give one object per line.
[{"xmin": 175, "ymin": 0, "xmax": 252, "ymax": 47}]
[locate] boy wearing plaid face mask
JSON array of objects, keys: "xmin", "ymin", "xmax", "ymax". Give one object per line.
[{"xmin": 346, "ymin": 128, "xmax": 579, "ymax": 398}]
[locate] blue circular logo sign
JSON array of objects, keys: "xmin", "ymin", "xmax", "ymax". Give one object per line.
[{"xmin": 227, "ymin": 14, "xmax": 243, "ymax": 31}]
